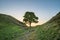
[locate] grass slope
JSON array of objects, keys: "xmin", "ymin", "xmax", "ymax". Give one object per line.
[
  {"xmin": 0, "ymin": 12, "xmax": 60, "ymax": 40},
  {"xmin": 0, "ymin": 14, "xmax": 27, "ymax": 40},
  {"xmin": 36, "ymin": 12, "xmax": 60, "ymax": 40}
]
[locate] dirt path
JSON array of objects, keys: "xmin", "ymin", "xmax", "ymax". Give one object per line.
[{"xmin": 14, "ymin": 29, "xmax": 37, "ymax": 40}]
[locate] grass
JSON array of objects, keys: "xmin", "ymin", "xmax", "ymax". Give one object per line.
[
  {"xmin": 0, "ymin": 14, "xmax": 27, "ymax": 40},
  {"xmin": 34, "ymin": 12, "xmax": 60, "ymax": 40},
  {"xmin": 0, "ymin": 22, "xmax": 26, "ymax": 40},
  {"xmin": 0, "ymin": 12, "xmax": 60, "ymax": 40}
]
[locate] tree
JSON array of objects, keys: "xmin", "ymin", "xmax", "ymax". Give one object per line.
[{"xmin": 23, "ymin": 11, "xmax": 38, "ymax": 28}]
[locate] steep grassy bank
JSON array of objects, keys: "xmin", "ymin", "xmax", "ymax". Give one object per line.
[
  {"xmin": 36, "ymin": 12, "xmax": 60, "ymax": 40},
  {"xmin": 0, "ymin": 14, "xmax": 27, "ymax": 40}
]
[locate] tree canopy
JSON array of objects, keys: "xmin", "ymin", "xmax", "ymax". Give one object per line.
[{"xmin": 23, "ymin": 11, "xmax": 38, "ymax": 27}]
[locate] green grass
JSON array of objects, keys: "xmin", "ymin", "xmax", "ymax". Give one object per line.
[
  {"xmin": 0, "ymin": 14, "xmax": 27, "ymax": 40},
  {"xmin": 36, "ymin": 22, "xmax": 60, "ymax": 40},
  {"xmin": 0, "ymin": 22, "xmax": 26, "ymax": 40},
  {"xmin": 0, "ymin": 12, "xmax": 60, "ymax": 40},
  {"xmin": 35, "ymin": 12, "xmax": 60, "ymax": 40}
]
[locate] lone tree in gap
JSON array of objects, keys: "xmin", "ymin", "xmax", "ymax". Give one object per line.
[{"xmin": 23, "ymin": 11, "xmax": 38, "ymax": 28}]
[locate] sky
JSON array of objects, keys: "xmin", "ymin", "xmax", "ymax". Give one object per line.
[{"xmin": 0, "ymin": 0, "xmax": 60, "ymax": 26}]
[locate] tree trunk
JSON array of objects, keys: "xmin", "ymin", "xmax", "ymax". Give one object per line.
[{"xmin": 29, "ymin": 22, "xmax": 31, "ymax": 32}]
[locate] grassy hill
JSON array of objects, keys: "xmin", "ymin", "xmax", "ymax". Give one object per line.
[
  {"xmin": 36, "ymin": 12, "xmax": 60, "ymax": 40},
  {"xmin": 0, "ymin": 12, "xmax": 60, "ymax": 40},
  {"xmin": 0, "ymin": 14, "xmax": 27, "ymax": 40}
]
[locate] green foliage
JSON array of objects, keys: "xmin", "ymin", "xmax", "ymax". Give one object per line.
[{"xmin": 23, "ymin": 11, "xmax": 38, "ymax": 26}]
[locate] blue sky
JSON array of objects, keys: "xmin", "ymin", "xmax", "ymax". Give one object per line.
[{"xmin": 0, "ymin": 0, "xmax": 60, "ymax": 26}]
